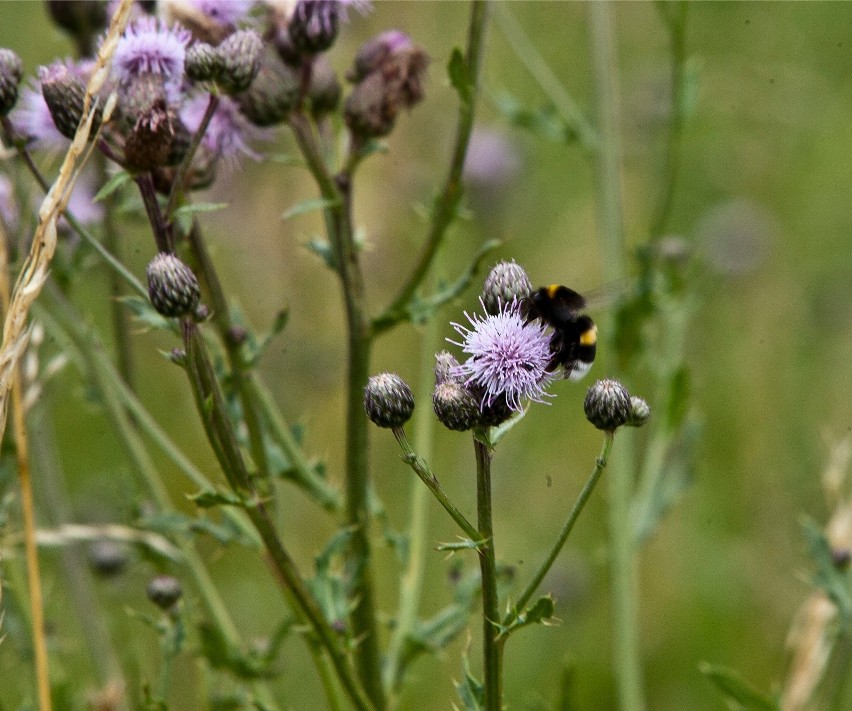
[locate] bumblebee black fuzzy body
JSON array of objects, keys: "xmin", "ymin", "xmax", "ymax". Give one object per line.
[{"xmin": 526, "ymin": 284, "xmax": 597, "ymax": 381}]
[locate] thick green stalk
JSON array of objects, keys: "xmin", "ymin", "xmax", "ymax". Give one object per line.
[
  {"xmin": 183, "ymin": 323, "xmax": 374, "ymax": 711},
  {"xmin": 588, "ymin": 5, "xmax": 645, "ymax": 711},
  {"xmin": 474, "ymin": 438, "xmax": 502, "ymax": 711}
]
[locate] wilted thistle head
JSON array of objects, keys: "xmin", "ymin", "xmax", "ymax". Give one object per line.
[
  {"xmin": 364, "ymin": 372, "xmax": 414, "ymax": 429},
  {"xmin": 449, "ymin": 298, "xmax": 554, "ymax": 414},
  {"xmin": 583, "ymin": 379, "xmax": 631, "ymax": 432},
  {"xmin": 481, "ymin": 260, "xmax": 533, "ymax": 316}
]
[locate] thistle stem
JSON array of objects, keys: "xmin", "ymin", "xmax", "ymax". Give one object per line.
[{"xmin": 474, "ymin": 437, "xmax": 502, "ymax": 711}]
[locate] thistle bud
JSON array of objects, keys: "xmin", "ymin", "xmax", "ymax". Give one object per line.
[
  {"xmin": 46, "ymin": 0, "xmax": 107, "ymax": 57},
  {"xmin": 348, "ymin": 30, "xmax": 411, "ymax": 83},
  {"xmin": 88, "ymin": 539, "xmax": 129, "ymax": 577},
  {"xmin": 482, "ymin": 261, "xmax": 533, "ymax": 316},
  {"xmin": 39, "ymin": 62, "xmax": 101, "ymax": 140},
  {"xmin": 308, "ymin": 56, "xmax": 341, "ymax": 117},
  {"xmin": 217, "ymin": 30, "xmax": 263, "ymax": 93},
  {"xmin": 477, "ymin": 391, "xmax": 513, "ymax": 428},
  {"xmin": 0, "ymin": 48, "xmax": 23, "ymax": 116},
  {"xmin": 146, "ymin": 252, "xmax": 201, "ymax": 318},
  {"xmin": 626, "ymin": 396, "xmax": 651, "ymax": 428},
  {"xmin": 185, "ymin": 42, "xmax": 222, "ymax": 83},
  {"xmin": 434, "ymin": 350, "xmax": 463, "ymax": 386},
  {"xmin": 288, "ymin": 0, "xmax": 341, "ymax": 56},
  {"xmin": 235, "ymin": 49, "xmax": 299, "ymax": 127},
  {"xmin": 343, "ymin": 72, "xmax": 395, "ymax": 139},
  {"xmin": 584, "ymin": 379, "xmax": 631, "ymax": 432},
  {"xmin": 433, "ymin": 382, "xmax": 479, "ymax": 432},
  {"xmin": 146, "ymin": 574, "xmax": 182, "ymax": 611},
  {"xmin": 364, "ymin": 372, "xmax": 414, "ymax": 428}
]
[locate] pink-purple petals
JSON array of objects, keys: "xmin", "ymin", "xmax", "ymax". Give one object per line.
[
  {"xmin": 113, "ymin": 17, "xmax": 191, "ymax": 91},
  {"xmin": 449, "ymin": 298, "xmax": 555, "ymax": 413}
]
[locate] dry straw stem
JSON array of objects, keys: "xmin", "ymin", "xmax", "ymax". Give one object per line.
[
  {"xmin": 0, "ymin": 0, "xmax": 132, "ymax": 445},
  {"xmin": 781, "ymin": 437, "xmax": 852, "ymax": 711}
]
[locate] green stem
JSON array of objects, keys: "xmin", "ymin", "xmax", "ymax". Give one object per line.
[
  {"xmin": 391, "ymin": 428, "xmax": 480, "ymax": 543},
  {"xmin": 474, "ymin": 438, "xmax": 502, "ymax": 711},
  {"xmin": 374, "ymin": 0, "xmax": 490, "ymax": 334},
  {"xmin": 182, "ymin": 322, "xmax": 374, "ymax": 711},
  {"xmin": 589, "ymin": 5, "xmax": 645, "ymax": 710},
  {"xmin": 185, "ymin": 220, "xmax": 271, "ymax": 481},
  {"xmin": 510, "ymin": 432, "xmax": 614, "ymax": 617},
  {"xmin": 384, "ymin": 320, "xmax": 439, "ymax": 699}
]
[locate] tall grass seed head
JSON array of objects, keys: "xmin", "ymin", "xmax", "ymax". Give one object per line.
[
  {"xmin": 146, "ymin": 252, "xmax": 201, "ymax": 318},
  {"xmin": 364, "ymin": 372, "xmax": 414, "ymax": 429},
  {"xmin": 0, "ymin": 48, "xmax": 23, "ymax": 117},
  {"xmin": 584, "ymin": 378, "xmax": 631, "ymax": 431},
  {"xmin": 449, "ymin": 298, "xmax": 554, "ymax": 413},
  {"xmin": 481, "ymin": 260, "xmax": 533, "ymax": 316}
]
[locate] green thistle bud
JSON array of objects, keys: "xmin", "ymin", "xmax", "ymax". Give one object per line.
[
  {"xmin": 626, "ymin": 396, "xmax": 650, "ymax": 428},
  {"xmin": 146, "ymin": 252, "xmax": 201, "ymax": 318},
  {"xmin": 482, "ymin": 260, "xmax": 533, "ymax": 316},
  {"xmin": 146, "ymin": 574, "xmax": 182, "ymax": 611},
  {"xmin": 364, "ymin": 373, "xmax": 415, "ymax": 429},
  {"xmin": 185, "ymin": 42, "xmax": 223, "ymax": 83},
  {"xmin": 433, "ymin": 382, "xmax": 480, "ymax": 432},
  {"xmin": 217, "ymin": 30, "xmax": 263, "ymax": 93},
  {"xmin": 288, "ymin": 0, "xmax": 340, "ymax": 56},
  {"xmin": 40, "ymin": 62, "xmax": 101, "ymax": 140},
  {"xmin": 584, "ymin": 379, "xmax": 631, "ymax": 432},
  {"xmin": 88, "ymin": 539, "xmax": 129, "ymax": 577},
  {"xmin": 308, "ymin": 56, "xmax": 341, "ymax": 117},
  {"xmin": 0, "ymin": 48, "xmax": 23, "ymax": 117},
  {"xmin": 235, "ymin": 49, "xmax": 299, "ymax": 127}
]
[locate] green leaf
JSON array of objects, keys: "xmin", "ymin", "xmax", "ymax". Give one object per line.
[
  {"xmin": 197, "ymin": 620, "xmax": 287, "ymax": 680},
  {"xmin": 173, "ymin": 201, "xmax": 229, "ymax": 233},
  {"xmin": 139, "ymin": 511, "xmax": 258, "ymax": 548},
  {"xmin": 188, "ymin": 489, "xmax": 245, "ymax": 508},
  {"xmin": 436, "ymin": 538, "xmax": 482, "ymax": 553},
  {"xmin": 699, "ymin": 663, "xmax": 779, "ymax": 710},
  {"xmin": 281, "ymin": 197, "xmax": 340, "ymax": 221},
  {"xmin": 242, "ymin": 307, "xmax": 289, "ymax": 368},
  {"xmin": 118, "ymin": 295, "xmax": 176, "ymax": 333},
  {"xmin": 93, "ymin": 170, "xmax": 132, "ymax": 202},
  {"xmin": 304, "ymin": 237, "xmax": 337, "ymax": 269},
  {"xmin": 447, "ymin": 48, "xmax": 470, "ymax": 102},
  {"xmin": 454, "ymin": 658, "xmax": 484, "ymax": 711},
  {"xmin": 666, "ymin": 366, "xmax": 690, "ymax": 430},
  {"xmin": 306, "ymin": 529, "xmax": 356, "ymax": 631},
  {"xmin": 801, "ymin": 518, "xmax": 852, "ymax": 626},
  {"xmin": 493, "ymin": 92, "xmax": 583, "ymax": 146},
  {"xmin": 498, "ymin": 595, "xmax": 557, "ymax": 640}
]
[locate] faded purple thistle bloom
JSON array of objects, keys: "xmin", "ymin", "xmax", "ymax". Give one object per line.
[
  {"xmin": 61, "ymin": 167, "xmax": 104, "ymax": 228},
  {"xmin": 0, "ymin": 174, "xmax": 20, "ymax": 232},
  {"xmin": 181, "ymin": 93, "xmax": 271, "ymax": 168},
  {"xmin": 449, "ymin": 298, "xmax": 555, "ymax": 412},
  {"xmin": 178, "ymin": 0, "xmax": 254, "ymax": 26},
  {"xmin": 113, "ymin": 17, "xmax": 191, "ymax": 96},
  {"xmin": 9, "ymin": 80, "xmax": 69, "ymax": 151}
]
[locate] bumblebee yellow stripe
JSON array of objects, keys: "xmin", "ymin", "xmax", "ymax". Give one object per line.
[{"xmin": 579, "ymin": 324, "xmax": 597, "ymax": 346}]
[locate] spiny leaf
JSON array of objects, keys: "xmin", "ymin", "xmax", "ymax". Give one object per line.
[
  {"xmin": 188, "ymin": 489, "xmax": 245, "ymax": 508},
  {"xmin": 497, "ymin": 595, "xmax": 557, "ymax": 640}
]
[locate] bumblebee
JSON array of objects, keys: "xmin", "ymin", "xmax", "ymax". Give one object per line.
[{"xmin": 525, "ymin": 284, "xmax": 597, "ymax": 381}]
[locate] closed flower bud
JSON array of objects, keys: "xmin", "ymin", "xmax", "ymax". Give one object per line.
[
  {"xmin": 46, "ymin": 0, "xmax": 107, "ymax": 57},
  {"xmin": 185, "ymin": 42, "xmax": 222, "ymax": 83},
  {"xmin": 288, "ymin": 0, "xmax": 341, "ymax": 56},
  {"xmin": 584, "ymin": 379, "xmax": 631, "ymax": 432},
  {"xmin": 0, "ymin": 48, "xmax": 23, "ymax": 116},
  {"xmin": 434, "ymin": 350, "xmax": 463, "ymax": 386},
  {"xmin": 626, "ymin": 396, "xmax": 650, "ymax": 428},
  {"xmin": 217, "ymin": 30, "xmax": 263, "ymax": 93},
  {"xmin": 146, "ymin": 252, "xmax": 201, "ymax": 318},
  {"xmin": 146, "ymin": 574, "xmax": 182, "ymax": 610},
  {"xmin": 364, "ymin": 372, "xmax": 414, "ymax": 428},
  {"xmin": 476, "ymin": 390, "xmax": 513, "ymax": 428},
  {"xmin": 308, "ymin": 56, "xmax": 341, "ymax": 117},
  {"xmin": 482, "ymin": 261, "xmax": 533, "ymax": 316},
  {"xmin": 88, "ymin": 539, "xmax": 130, "ymax": 577},
  {"xmin": 40, "ymin": 62, "xmax": 101, "ymax": 140},
  {"xmin": 235, "ymin": 48, "xmax": 299, "ymax": 126},
  {"xmin": 433, "ymin": 381, "xmax": 479, "ymax": 432},
  {"xmin": 344, "ymin": 71, "xmax": 395, "ymax": 138},
  {"xmin": 348, "ymin": 30, "xmax": 411, "ymax": 83}
]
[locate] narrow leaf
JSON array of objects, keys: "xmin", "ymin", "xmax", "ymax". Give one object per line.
[
  {"xmin": 93, "ymin": 170, "xmax": 132, "ymax": 202},
  {"xmin": 281, "ymin": 197, "xmax": 339, "ymax": 220},
  {"xmin": 447, "ymin": 48, "xmax": 470, "ymax": 101},
  {"xmin": 699, "ymin": 663, "xmax": 779, "ymax": 710},
  {"xmin": 189, "ymin": 489, "xmax": 245, "ymax": 508}
]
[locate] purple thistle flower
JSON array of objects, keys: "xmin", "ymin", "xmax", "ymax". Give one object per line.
[
  {"xmin": 180, "ymin": 0, "xmax": 255, "ymax": 26},
  {"xmin": 0, "ymin": 174, "xmax": 20, "ymax": 232},
  {"xmin": 113, "ymin": 17, "xmax": 191, "ymax": 95},
  {"xmin": 449, "ymin": 298, "xmax": 555, "ymax": 412},
  {"xmin": 181, "ymin": 93, "xmax": 272, "ymax": 168}
]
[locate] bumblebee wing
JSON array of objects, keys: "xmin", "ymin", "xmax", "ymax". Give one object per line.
[{"xmin": 578, "ymin": 278, "xmax": 632, "ymax": 311}]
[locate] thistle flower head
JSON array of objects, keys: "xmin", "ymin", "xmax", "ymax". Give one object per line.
[
  {"xmin": 449, "ymin": 298, "xmax": 554, "ymax": 413},
  {"xmin": 481, "ymin": 260, "xmax": 533, "ymax": 316},
  {"xmin": 584, "ymin": 379, "xmax": 631, "ymax": 432},
  {"xmin": 113, "ymin": 17, "xmax": 191, "ymax": 96},
  {"xmin": 287, "ymin": 0, "xmax": 371, "ymax": 56},
  {"xmin": 364, "ymin": 372, "xmax": 414, "ymax": 428},
  {"xmin": 0, "ymin": 48, "xmax": 24, "ymax": 117}
]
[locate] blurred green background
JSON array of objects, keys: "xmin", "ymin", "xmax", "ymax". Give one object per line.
[{"xmin": 1, "ymin": 2, "xmax": 851, "ymax": 709}]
